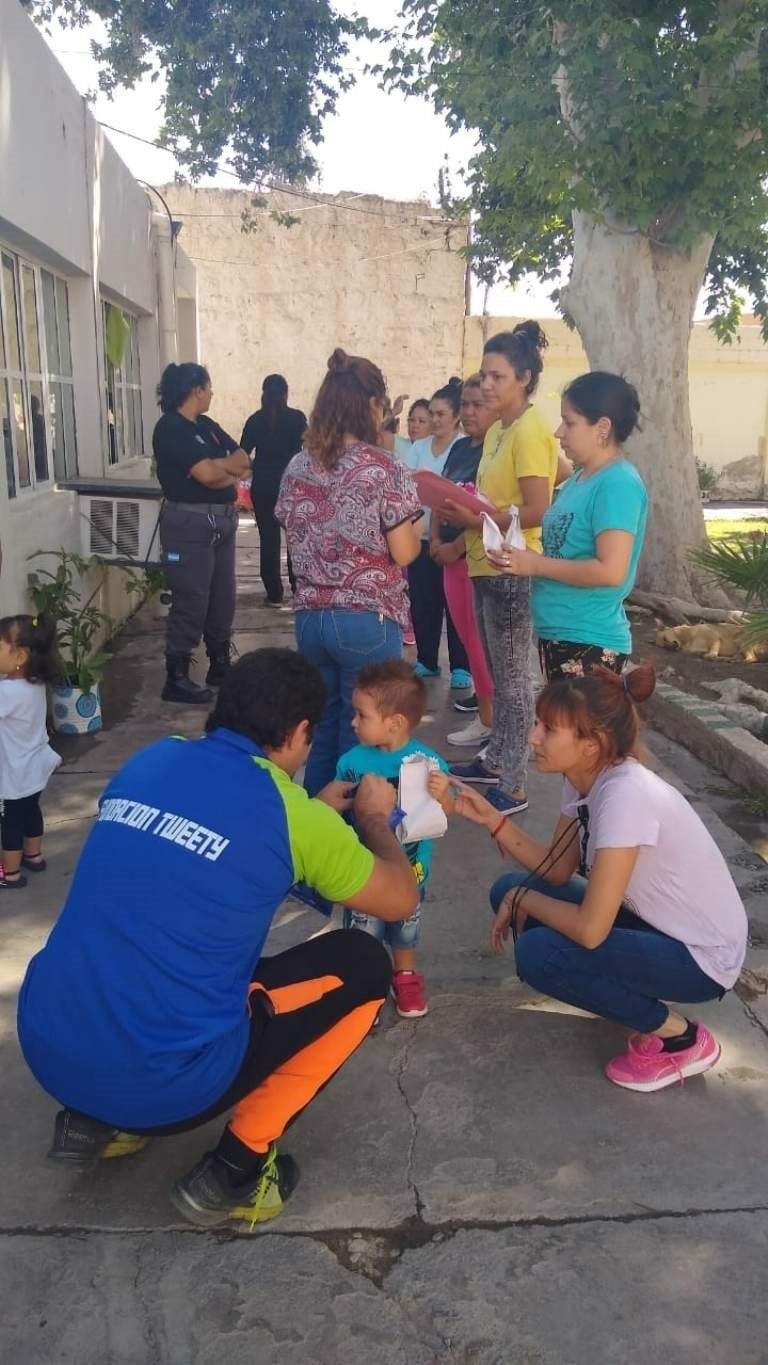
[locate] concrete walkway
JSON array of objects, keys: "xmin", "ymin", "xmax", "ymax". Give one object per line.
[{"xmin": 2, "ymin": 521, "xmax": 768, "ymax": 1364}]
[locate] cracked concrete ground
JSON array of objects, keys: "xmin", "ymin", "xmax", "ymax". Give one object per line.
[{"xmin": 2, "ymin": 522, "xmax": 768, "ymax": 1363}]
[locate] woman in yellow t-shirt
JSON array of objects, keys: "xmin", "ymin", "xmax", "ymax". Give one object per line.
[{"xmin": 438, "ymin": 322, "xmax": 557, "ymax": 816}]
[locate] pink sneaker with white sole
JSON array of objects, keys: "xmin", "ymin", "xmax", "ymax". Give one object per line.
[
  {"xmin": 604, "ymin": 1023, "xmax": 721, "ymax": 1092},
  {"xmin": 392, "ymin": 970, "xmax": 428, "ymax": 1018}
]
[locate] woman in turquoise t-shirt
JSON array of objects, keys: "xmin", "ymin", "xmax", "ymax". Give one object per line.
[{"xmin": 490, "ymin": 372, "xmax": 648, "ymax": 680}]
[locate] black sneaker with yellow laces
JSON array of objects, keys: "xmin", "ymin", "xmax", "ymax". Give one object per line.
[{"xmin": 170, "ymin": 1143, "xmax": 300, "ymax": 1230}]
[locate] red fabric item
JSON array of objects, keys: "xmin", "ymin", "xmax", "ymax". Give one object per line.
[{"xmin": 235, "ymin": 479, "xmax": 253, "ymax": 512}]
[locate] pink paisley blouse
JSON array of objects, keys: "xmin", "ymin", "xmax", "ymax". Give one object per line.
[{"xmin": 275, "ymin": 441, "xmax": 422, "ymax": 628}]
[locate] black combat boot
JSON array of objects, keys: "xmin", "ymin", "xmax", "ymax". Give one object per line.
[
  {"xmin": 205, "ymin": 642, "xmax": 232, "ymax": 687},
  {"xmin": 161, "ymin": 654, "xmax": 213, "ymax": 705}
]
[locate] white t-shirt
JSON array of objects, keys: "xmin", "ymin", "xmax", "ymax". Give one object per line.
[
  {"xmin": 402, "ymin": 434, "xmax": 461, "ymax": 536},
  {"xmin": 0, "ymin": 679, "xmax": 61, "ymax": 799},
  {"xmin": 561, "ymin": 759, "xmax": 747, "ymax": 989}
]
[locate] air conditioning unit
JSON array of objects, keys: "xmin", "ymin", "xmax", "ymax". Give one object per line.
[
  {"xmin": 58, "ymin": 479, "xmax": 164, "ymax": 566},
  {"xmin": 78, "ymin": 494, "xmax": 163, "ymax": 563}
]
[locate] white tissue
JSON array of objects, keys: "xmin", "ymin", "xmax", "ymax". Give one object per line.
[
  {"xmin": 481, "ymin": 506, "xmax": 526, "ymax": 553},
  {"xmin": 397, "ymin": 753, "xmax": 448, "ymax": 843}
]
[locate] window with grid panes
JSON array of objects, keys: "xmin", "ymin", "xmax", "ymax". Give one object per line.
[
  {"xmin": 0, "ymin": 248, "xmax": 77, "ymax": 497},
  {"xmin": 103, "ymin": 302, "xmax": 144, "ymax": 465}
]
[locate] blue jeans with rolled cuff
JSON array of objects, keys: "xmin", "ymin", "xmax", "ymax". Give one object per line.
[
  {"xmin": 343, "ymin": 899, "xmax": 423, "ymax": 953},
  {"xmin": 295, "ymin": 608, "xmax": 402, "ymax": 795},
  {"xmin": 490, "ymin": 872, "xmax": 724, "ymax": 1034}
]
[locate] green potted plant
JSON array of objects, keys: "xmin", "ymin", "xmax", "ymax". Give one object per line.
[
  {"xmin": 121, "ymin": 564, "xmax": 170, "ymax": 618},
  {"xmin": 28, "ymin": 550, "xmax": 113, "ymax": 734},
  {"xmin": 695, "ymin": 457, "xmax": 719, "ymax": 502}
]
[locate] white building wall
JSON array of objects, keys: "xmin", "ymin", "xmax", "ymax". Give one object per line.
[{"xmin": 0, "ymin": 0, "xmax": 195, "ymax": 618}]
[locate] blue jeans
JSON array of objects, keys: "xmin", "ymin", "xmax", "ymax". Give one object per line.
[
  {"xmin": 342, "ymin": 888, "xmax": 424, "ymax": 952},
  {"xmin": 295, "ymin": 608, "xmax": 402, "ymax": 795},
  {"xmin": 490, "ymin": 873, "xmax": 724, "ymax": 1033}
]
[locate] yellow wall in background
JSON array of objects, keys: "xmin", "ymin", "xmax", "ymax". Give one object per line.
[{"xmin": 464, "ymin": 315, "xmax": 768, "ymax": 498}]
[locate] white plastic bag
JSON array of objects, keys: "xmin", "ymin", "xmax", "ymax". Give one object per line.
[
  {"xmin": 396, "ymin": 753, "xmax": 447, "ymax": 843},
  {"xmin": 481, "ymin": 505, "xmax": 526, "ymax": 554}
]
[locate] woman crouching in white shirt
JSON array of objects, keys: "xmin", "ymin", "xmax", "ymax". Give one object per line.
[{"xmin": 430, "ymin": 664, "xmax": 747, "ymax": 1092}]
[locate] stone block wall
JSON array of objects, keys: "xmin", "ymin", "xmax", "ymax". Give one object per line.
[{"xmin": 160, "ymin": 185, "xmax": 469, "ymax": 439}]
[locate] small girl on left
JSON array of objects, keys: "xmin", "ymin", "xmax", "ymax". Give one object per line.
[{"xmin": 0, "ymin": 614, "xmax": 61, "ymax": 888}]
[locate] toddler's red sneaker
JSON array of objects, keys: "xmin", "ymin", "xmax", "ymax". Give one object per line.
[{"xmin": 392, "ymin": 969, "xmax": 428, "ymax": 1019}]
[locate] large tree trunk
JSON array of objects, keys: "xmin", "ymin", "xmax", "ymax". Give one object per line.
[{"xmin": 559, "ymin": 213, "xmax": 715, "ymax": 600}]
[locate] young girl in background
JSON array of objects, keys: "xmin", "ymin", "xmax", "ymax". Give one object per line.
[{"xmin": 0, "ymin": 614, "xmax": 61, "ymax": 888}]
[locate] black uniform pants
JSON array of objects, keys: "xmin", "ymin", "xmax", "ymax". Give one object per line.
[
  {"xmin": 407, "ymin": 540, "xmax": 469, "ymax": 673},
  {"xmin": 252, "ymin": 494, "xmax": 295, "ymax": 602},
  {"xmin": 160, "ymin": 503, "xmax": 237, "ymax": 656}
]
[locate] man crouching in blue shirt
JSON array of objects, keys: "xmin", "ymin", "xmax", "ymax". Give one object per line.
[{"xmin": 17, "ymin": 649, "xmax": 419, "ymax": 1230}]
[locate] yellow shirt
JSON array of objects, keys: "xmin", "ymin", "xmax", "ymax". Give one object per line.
[{"xmin": 466, "ymin": 405, "xmax": 558, "ymax": 576}]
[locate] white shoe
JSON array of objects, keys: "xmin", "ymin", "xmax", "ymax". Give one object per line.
[{"xmin": 447, "ymin": 715, "xmax": 493, "ymax": 747}]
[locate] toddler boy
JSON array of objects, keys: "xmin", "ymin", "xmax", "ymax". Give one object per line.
[{"xmin": 336, "ymin": 659, "xmax": 451, "ymax": 1018}]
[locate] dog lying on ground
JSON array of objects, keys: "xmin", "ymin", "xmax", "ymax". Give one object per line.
[{"xmin": 655, "ymin": 622, "xmax": 768, "ymax": 662}]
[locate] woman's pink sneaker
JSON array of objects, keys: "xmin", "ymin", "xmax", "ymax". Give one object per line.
[{"xmin": 604, "ymin": 1023, "xmax": 721, "ymax": 1093}]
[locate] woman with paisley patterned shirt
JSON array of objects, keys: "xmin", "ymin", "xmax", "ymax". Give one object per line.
[
  {"xmin": 275, "ymin": 350, "xmax": 423, "ymax": 795},
  {"xmin": 490, "ymin": 372, "xmax": 648, "ymax": 682}
]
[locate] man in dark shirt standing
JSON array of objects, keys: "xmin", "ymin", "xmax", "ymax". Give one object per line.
[{"xmin": 241, "ymin": 374, "xmax": 306, "ymax": 607}]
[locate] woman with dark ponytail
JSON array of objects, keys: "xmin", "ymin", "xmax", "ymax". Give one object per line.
[
  {"xmin": 402, "ymin": 377, "xmax": 471, "ymax": 687},
  {"xmin": 240, "ymin": 375, "xmax": 306, "ymax": 606},
  {"xmin": 443, "ymin": 323, "xmax": 558, "ymax": 818},
  {"xmin": 153, "ymin": 363, "xmax": 250, "ymax": 705},
  {"xmin": 432, "ymin": 665, "xmax": 746, "ymax": 1094},
  {"xmin": 276, "ymin": 349, "xmax": 423, "ymax": 793}
]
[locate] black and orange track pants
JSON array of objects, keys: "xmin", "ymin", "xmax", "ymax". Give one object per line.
[{"xmin": 140, "ymin": 929, "xmax": 391, "ymax": 1157}]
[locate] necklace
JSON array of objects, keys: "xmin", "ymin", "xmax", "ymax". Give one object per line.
[
  {"xmin": 488, "ymin": 402, "xmax": 531, "ymax": 460},
  {"xmin": 488, "ymin": 427, "xmax": 506, "ymax": 460}
]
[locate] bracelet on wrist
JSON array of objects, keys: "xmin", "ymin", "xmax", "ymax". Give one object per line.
[{"xmin": 489, "ymin": 815, "xmax": 506, "ymax": 841}]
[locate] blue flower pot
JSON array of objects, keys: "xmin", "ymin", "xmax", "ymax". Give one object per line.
[{"xmin": 51, "ymin": 683, "xmax": 103, "ymax": 734}]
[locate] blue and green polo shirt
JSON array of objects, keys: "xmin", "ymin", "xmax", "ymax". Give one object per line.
[{"xmin": 17, "ymin": 727, "xmax": 373, "ymax": 1129}]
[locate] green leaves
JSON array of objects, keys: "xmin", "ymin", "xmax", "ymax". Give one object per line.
[
  {"xmin": 22, "ymin": 0, "xmax": 360, "ymax": 181},
  {"xmin": 73, "ymin": 652, "xmax": 112, "ymax": 694},
  {"xmin": 689, "ymin": 532, "xmax": 768, "ymax": 647},
  {"xmin": 690, "ymin": 532, "xmax": 768, "ymax": 602},
  {"xmin": 385, "ymin": 1, "xmax": 768, "ymax": 327},
  {"xmin": 27, "ymin": 549, "xmax": 113, "ymax": 688}
]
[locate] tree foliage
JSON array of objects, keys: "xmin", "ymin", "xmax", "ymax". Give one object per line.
[
  {"xmin": 22, "ymin": 0, "xmax": 362, "ymax": 182},
  {"xmin": 382, "ymin": 1, "xmax": 768, "ymax": 339}
]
